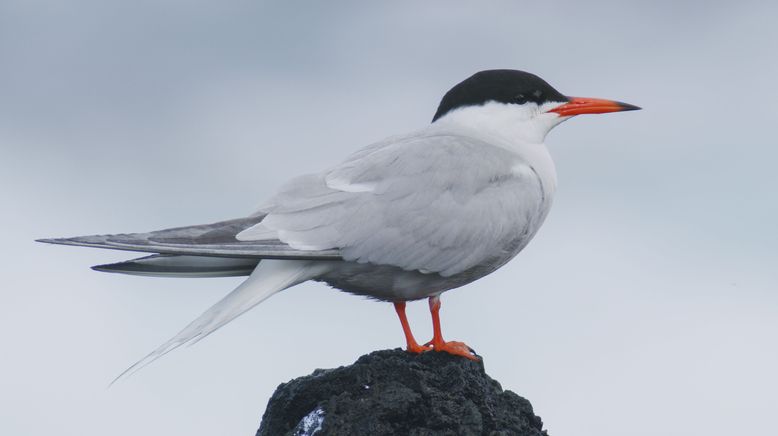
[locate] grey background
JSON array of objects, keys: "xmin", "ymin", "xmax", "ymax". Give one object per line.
[{"xmin": 2, "ymin": 1, "xmax": 776, "ymax": 435}]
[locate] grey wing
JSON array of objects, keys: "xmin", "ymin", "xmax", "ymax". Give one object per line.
[
  {"xmin": 38, "ymin": 216, "xmax": 342, "ymax": 260},
  {"xmin": 238, "ymin": 134, "xmax": 548, "ymax": 277},
  {"xmin": 92, "ymin": 254, "xmax": 261, "ymax": 277}
]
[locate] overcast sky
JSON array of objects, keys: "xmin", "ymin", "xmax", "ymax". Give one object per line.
[{"xmin": 1, "ymin": 1, "xmax": 777, "ymax": 435}]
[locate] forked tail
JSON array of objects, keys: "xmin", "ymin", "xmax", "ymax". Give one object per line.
[{"xmin": 111, "ymin": 259, "xmax": 332, "ymax": 385}]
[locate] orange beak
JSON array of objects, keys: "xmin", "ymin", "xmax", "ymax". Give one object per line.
[{"xmin": 549, "ymin": 97, "xmax": 641, "ymax": 116}]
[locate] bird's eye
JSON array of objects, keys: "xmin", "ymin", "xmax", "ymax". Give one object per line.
[{"xmin": 514, "ymin": 94, "xmax": 528, "ymax": 104}]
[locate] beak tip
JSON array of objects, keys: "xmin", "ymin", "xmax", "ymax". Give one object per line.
[{"xmin": 618, "ymin": 102, "xmax": 641, "ymax": 112}]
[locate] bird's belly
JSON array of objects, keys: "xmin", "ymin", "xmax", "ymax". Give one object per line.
[{"xmin": 316, "ymin": 262, "xmax": 463, "ymax": 301}]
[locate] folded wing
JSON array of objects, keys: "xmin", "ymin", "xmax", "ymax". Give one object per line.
[
  {"xmin": 238, "ymin": 133, "xmax": 548, "ymax": 277},
  {"xmin": 38, "ymin": 216, "xmax": 341, "ymax": 260}
]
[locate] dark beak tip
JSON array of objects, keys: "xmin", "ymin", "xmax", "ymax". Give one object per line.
[{"xmin": 618, "ymin": 102, "xmax": 642, "ymax": 111}]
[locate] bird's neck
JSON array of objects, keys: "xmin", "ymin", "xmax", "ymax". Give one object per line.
[{"xmin": 430, "ymin": 103, "xmax": 559, "ymax": 196}]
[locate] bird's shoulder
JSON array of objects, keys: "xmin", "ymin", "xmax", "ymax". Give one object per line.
[{"xmin": 325, "ymin": 127, "xmax": 532, "ymax": 191}]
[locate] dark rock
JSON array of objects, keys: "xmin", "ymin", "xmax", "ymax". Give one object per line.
[{"xmin": 257, "ymin": 349, "xmax": 548, "ymax": 436}]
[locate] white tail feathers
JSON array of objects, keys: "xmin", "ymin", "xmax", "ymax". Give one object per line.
[{"xmin": 111, "ymin": 259, "xmax": 332, "ymax": 385}]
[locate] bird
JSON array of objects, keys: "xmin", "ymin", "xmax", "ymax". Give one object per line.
[{"xmin": 38, "ymin": 69, "xmax": 640, "ymax": 380}]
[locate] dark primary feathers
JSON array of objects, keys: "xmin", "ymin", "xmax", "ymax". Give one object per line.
[{"xmin": 92, "ymin": 254, "xmax": 260, "ymax": 278}]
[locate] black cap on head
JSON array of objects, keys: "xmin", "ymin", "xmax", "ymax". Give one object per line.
[{"xmin": 432, "ymin": 70, "xmax": 568, "ymax": 122}]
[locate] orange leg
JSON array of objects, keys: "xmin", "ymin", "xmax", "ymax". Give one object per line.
[
  {"xmin": 426, "ymin": 295, "xmax": 479, "ymax": 360},
  {"xmin": 393, "ymin": 301, "xmax": 431, "ymax": 354}
]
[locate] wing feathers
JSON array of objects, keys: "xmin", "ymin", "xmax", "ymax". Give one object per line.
[
  {"xmin": 38, "ymin": 216, "xmax": 342, "ymax": 260},
  {"xmin": 92, "ymin": 254, "xmax": 259, "ymax": 278},
  {"xmin": 238, "ymin": 133, "xmax": 547, "ymax": 276}
]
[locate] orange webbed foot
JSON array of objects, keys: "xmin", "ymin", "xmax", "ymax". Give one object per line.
[
  {"xmin": 425, "ymin": 339, "xmax": 480, "ymax": 361},
  {"xmin": 405, "ymin": 341, "xmax": 433, "ymax": 354}
]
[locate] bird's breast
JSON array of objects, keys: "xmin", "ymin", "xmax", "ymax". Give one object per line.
[{"xmin": 509, "ymin": 141, "xmax": 557, "ymax": 199}]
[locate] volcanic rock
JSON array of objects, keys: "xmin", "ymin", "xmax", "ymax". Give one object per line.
[{"xmin": 257, "ymin": 349, "xmax": 548, "ymax": 435}]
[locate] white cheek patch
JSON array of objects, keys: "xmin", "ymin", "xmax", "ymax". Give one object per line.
[
  {"xmin": 538, "ymin": 100, "xmax": 572, "ymax": 130},
  {"xmin": 504, "ymin": 101, "xmax": 539, "ymax": 121},
  {"xmin": 433, "ymin": 100, "xmax": 570, "ymax": 144},
  {"xmin": 540, "ymin": 101, "xmax": 567, "ymax": 113}
]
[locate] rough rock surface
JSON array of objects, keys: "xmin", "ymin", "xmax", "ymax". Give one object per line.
[{"xmin": 257, "ymin": 349, "xmax": 548, "ymax": 436}]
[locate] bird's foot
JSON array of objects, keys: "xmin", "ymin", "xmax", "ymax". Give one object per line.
[
  {"xmin": 424, "ymin": 339, "xmax": 480, "ymax": 361},
  {"xmin": 405, "ymin": 341, "xmax": 433, "ymax": 354}
]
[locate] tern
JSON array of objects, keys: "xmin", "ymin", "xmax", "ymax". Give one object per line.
[{"xmin": 39, "ymin": 70, "xmax": 639, "ymax": 378}]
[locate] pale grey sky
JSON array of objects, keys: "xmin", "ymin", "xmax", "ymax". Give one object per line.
[{"xmin": 1, "ymin": 1, "xmax": 776, "ymax": 435}]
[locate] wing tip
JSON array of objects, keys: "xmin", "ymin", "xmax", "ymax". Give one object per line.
[
  {"xmin": 36, "ymin": 234, "xmax": 117, "ymax": 248},
  {"xmin": 91, "ymin": 259, "xmax": 152, "ymax": 275},
  {"xmin": 91, "ymin": 263, "xmax": 116, "ymax": 273},
  {"xmin": 91, "ymin": 264, "xmax": 142, "ymax": 275},
  {"xmin": 36, "ymin": 237, "xmax": 78, "ymax": 245}
]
